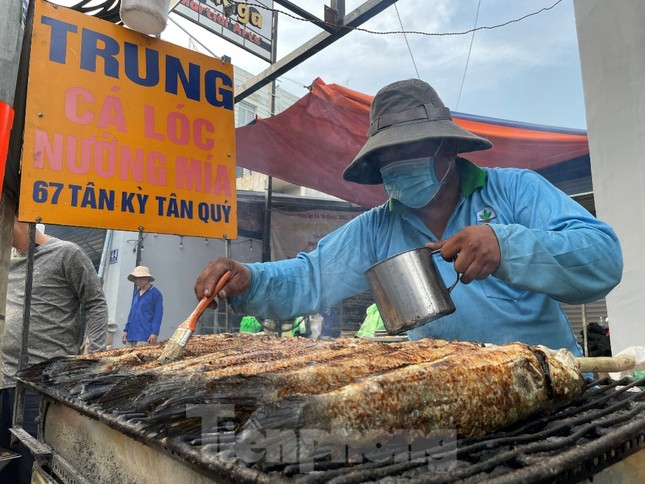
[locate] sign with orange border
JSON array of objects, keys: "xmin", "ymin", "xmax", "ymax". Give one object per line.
[{"xmin": 20, "ymin": 0, "xmax": 237, "ymax": 239}]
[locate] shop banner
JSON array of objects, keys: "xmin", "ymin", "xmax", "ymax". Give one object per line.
[
  {"xmin": 20, "ymin": 0, "xmax": 237, "ymax": 238},
  {"xmin": 174, "ymin": 0, "xmax": 274, "ymax": 62},
  {"xmin": 270, "ymin": 209, "xmax": 360, "ymax": 261}
]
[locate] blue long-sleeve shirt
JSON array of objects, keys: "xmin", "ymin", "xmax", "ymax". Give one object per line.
[
  {"xmin": 231, "ymin": 159, "xmax": 622, "ymax": 355},
  {"xmin": 124, "ymin": 286, "xmax": 163, "ymax": 341}
]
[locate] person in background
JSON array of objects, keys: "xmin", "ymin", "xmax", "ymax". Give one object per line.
[
  {"xmin": 194, "ymin": 79, "xmax": 622, "ymax": 357},
  {"xmin": 121, "ymin": 266, "xmax": 163, "ymax": 346},
  {"xmin": 1, "ymin": 217, "xmax": 108, "ymax": 483}
]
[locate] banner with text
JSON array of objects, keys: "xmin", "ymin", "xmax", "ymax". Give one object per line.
[
  {"xmin": 175, "ymin": 0, "xmax": 274, "ymax": 62},
  {"xmin": 270, "ymin": 209, "xmax": 360, "ymax": 261},
  {"xmin": 20, "ymin": 0, "xmax": 237, "ymax": 238}
]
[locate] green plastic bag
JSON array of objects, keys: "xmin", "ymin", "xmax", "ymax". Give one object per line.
[
  {"xmin": 356, "ymin": 304, "xmax": 386, "ymax": 337},
  {"xmin": 292, "ymin": 316, "xmax": 307, "ymax": 336},
  {"xmin": 240, "ymin": 315, "xmax": 262, "ymax": 333}
]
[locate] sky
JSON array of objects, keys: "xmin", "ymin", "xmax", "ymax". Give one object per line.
[{"xmin": 162, "ymin": 0, "xmax": 587, "ymax": 130}]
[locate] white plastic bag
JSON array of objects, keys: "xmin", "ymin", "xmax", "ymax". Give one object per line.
[{"xmin": 608, "ymin": 346, "xmax": 645, "ymax": 380}]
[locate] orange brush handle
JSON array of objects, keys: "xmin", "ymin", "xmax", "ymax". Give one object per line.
[{"xmin": 185, "ymin": 271, "xmax": 231, "ymax": 332}]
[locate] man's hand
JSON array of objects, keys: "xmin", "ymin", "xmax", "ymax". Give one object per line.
[
  {"xmin": 195, "ymin": 257, "xmax": 252, "ymax": 307},
  {"xmin": 148, "ymin": 334, "xmax": 158, "ymax": 344},
  {"xmin": 121, "ymin": 331, "xmax": 127, "ymax": 344},
  {"xmin": 426, "ymin": 225, "xmax": 501, "ymax": 284}
]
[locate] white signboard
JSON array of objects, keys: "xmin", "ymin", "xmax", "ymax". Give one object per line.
[{"xmin": 174, "ymin": 0, "xmax": 274, "ymax": 62}]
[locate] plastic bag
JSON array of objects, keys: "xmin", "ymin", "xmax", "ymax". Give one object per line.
[{"xmin": 608, "ymin": 346, "xmax": 645, "ymax": 381}]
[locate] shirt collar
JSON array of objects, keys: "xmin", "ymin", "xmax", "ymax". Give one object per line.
[{"xmin": 387, "ymin": 157, "xmax": 487, "ymax": 213}]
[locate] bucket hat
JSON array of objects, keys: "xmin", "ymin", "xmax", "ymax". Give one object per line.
[
  {"xmin": 343, "ymin": 79, "xmax": 493, "ymax": 184},
  {"xmin": 128, "ymin": 265, "xmax": 155, "ymax": 282}
]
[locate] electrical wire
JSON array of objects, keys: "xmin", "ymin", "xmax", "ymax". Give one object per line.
[
  {"xmin": 456, "ymin": 0, "xmax": 482, "ymax": 110},
  {"xmin": 68, "ymin": 0, "xmax": 564, "ymax": 40},
  {"xmin": 244, "ymin": 0, "xmax": 565, "ymax": 38},
  {"xmin": 394, "ymin": 3, "xmax": 419, "ymax": 79}
]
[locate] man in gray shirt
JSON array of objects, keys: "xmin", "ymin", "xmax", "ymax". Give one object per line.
[{"xmin": 0, "ymin": 217, "xmax": 108, "ymax": 482}]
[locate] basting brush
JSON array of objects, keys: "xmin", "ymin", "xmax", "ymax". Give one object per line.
[{"xmin": 158, "ymin": 270, "xmax": 231, "ymax": 363}]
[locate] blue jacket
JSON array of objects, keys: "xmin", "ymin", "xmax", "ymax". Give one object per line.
[
  {"xmin": 230, "ymin": 159, "xmax": 622, "ymax": 355},
  {"xmin": 124, "ymin": 285, "xmax": 163, "ymax": 341}
]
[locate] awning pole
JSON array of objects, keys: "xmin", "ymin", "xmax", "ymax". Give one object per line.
[
  {"xmin": 262, "ymin": 176, "xmax": 272, "ymax": 262},
  {"xmin": 225, "ymin": 238, "xmax": 231, "ymax": 332},
  {"xmin": 261, "ymin": 5, "xmax": 279, "ymax": 263}
]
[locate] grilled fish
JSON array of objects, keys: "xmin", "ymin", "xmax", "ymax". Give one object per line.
[
  {"xmin": 18, "ymin": 335, "xmax": 585, "ymax": 441},
  {"xmin": 243, "ymin": 341, "xmax": 585, "ymax": 439}
]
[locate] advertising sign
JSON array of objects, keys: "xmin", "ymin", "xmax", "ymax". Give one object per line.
[
  {"xmin": 270, "ymin": 209, "xmax": 359, "ymax": 261},
  {"xmin": 20, "ymin": 0, "xmax": 238, "ymax": 239},
  {"xmin": 174, "ymin": 0, "xmax": 274, "ymax": 62}
]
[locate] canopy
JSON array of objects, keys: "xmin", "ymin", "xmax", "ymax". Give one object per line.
[{"xmin": 236, "ymin": 78, "xmax": 591, "ymax": 208}]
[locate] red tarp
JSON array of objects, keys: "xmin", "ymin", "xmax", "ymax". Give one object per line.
[{"xmin": 236, "ymin": 78, "xmax": 590, "ymax": 208}]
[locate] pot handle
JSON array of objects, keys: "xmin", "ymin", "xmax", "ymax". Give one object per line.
[{"xmin": 430, "ymin": 249, "xmax": 461, "ymax": 293}]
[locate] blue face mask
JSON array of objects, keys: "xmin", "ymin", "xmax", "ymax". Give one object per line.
[{"xmin": 380, "ymin": 144, "xmax": 450, "ymax": 209}]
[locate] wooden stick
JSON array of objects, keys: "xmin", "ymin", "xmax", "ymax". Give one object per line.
[{"xmin": 575, "ymin": 354, "xmax": 636, "ymax": 373}]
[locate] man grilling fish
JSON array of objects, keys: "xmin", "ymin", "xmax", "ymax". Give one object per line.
[{"xmin": 195, "ymin": 79, "xmax": 622, "ymax": 356}]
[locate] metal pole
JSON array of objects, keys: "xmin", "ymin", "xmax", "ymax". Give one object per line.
[
  {"xmin": 11, "ymin": 220, "xmax": 36, "ymax": 442},
  {"xmin": 262, "ymin": 176, "xmax": 273, "ymax": 263},
  {"xmin": 331, "ymin": 0, "xmax": 346, "ymax": 21},
  {"xmin": 17, "ymin": 222, "xmax": 35, "ymax": 372},
  {"xmin": 261, "ymin": 2, "xmax": 279, "ymax": 263},
  {"xmin": 224, "ymin": 238, "xmax": 231, "ymax": 332},
  {"xmin": 97, "ymin": 229, "xmax": 113, "ymax": 283},
  {"xmin": 135, "ymin": 227, "xmax": 144, "ymax": 266}
]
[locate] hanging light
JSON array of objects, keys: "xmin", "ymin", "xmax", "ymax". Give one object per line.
[
  {"xmin": 249, "ymin": 239, "xmax": 253, "ymax": 251},
  {"xmin": 120, "ymin": 0, "xmax": 170, "ymax": 35}
]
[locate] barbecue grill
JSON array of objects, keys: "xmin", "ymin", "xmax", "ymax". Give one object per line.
[{"xmin": 14, "ymin": 334, "xmax": 645, "ymax": 483}]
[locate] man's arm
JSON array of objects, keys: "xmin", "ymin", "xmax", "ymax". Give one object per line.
[
  {"xmin": 67, "ymin": 247, "xmax": 108, "ymax": 352},
  {"xmin": 488, "ymin": 170, "xmax": 622, "ymax": 304},
  {"xmin": 150, "ymin": 289, "xmax": 163, "ymax": 339}
]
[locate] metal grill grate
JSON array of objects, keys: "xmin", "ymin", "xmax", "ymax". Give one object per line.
[
  {"xmin": 202, "ymin": 376, "xmax": 645, "ymax": 483},
  {"xmin": 17, "ymin": 338, "xmax": 645, "ymax": 483},
  {"xmin": 25, "ymin": 375, "xmax": 645, "ymax": 483}
]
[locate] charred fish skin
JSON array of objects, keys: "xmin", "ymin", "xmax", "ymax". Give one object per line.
[
  {"xmin": 244, "ymin": 342, "xmax": 585, "ymax": 440},
  {"xmin": 17, "ymin": 335, "xmax": 586, "ymax": 454}
]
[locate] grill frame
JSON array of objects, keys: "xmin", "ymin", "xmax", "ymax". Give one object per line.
[
  {"xmin": 14, "ymin": 334, "xmax": 645, "ymax": 483},
  {"xmin": 21, "ymin": 372, "xmax": 645, "ymax": 483}
]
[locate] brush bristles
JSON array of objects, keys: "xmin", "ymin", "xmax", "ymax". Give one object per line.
[{"xmin": 158, "ymin": 327, "xmax": 194, "ymax": 362}]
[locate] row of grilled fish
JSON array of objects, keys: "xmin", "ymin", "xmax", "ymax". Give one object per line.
[{"xmin": 18, "ymin": 333, "xmax": 585, "ymax": 439}]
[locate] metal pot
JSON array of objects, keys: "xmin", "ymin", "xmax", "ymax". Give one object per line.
[{"xmin": 364, "ymin": 247, "xmax": 459, "ymax": 335}]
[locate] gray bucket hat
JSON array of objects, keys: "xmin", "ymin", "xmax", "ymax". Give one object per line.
[{"xmin": 343, "ymin": 79, "xmax": 493, "ymax": 184}]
